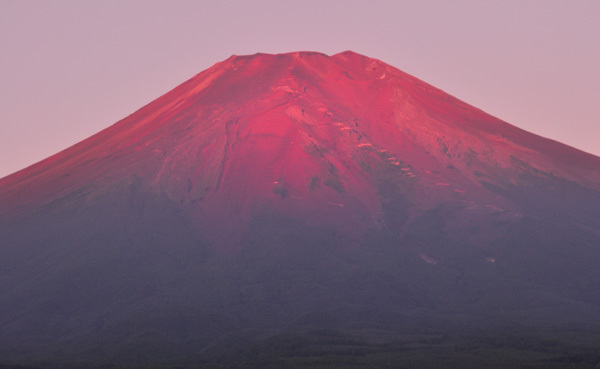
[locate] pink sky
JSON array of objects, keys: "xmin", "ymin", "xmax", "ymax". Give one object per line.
[{"xmin": 1, "ymin": 0, "xmax": 599, "ymax": 178}]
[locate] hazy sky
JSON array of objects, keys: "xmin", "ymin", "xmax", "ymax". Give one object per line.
[{"xmin": 1, "ymin": 0, "xmax": 598, "ymax": 178}]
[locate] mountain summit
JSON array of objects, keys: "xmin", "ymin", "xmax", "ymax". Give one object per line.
[{"xmin": 1, "ymin": 51, "xmax": 600, "ymax": 367}]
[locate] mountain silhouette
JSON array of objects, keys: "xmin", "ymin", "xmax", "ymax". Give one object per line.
[{"xmin": 1, "ymin": 51, "xmax": 599, "ymax": 368}]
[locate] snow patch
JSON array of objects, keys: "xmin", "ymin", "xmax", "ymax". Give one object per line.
[
  {"xmin": 485, "ymin": 204, "xmax": 503, "ymax": 211},
  {"xmin": 420, "ymin": 254, "xmax": 437, "ymax": 265}
]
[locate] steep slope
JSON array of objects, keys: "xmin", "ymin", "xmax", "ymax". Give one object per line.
[{"xmin": 1, "ymin": 51, "xmax": 599, "ymax": 367}]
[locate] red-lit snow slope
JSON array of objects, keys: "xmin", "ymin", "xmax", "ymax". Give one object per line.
[{"xmin": 1, "ymin": 51, "xmax": 599, "ymax": 248}]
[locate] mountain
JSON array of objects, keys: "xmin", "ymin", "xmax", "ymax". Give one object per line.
[{"xmin": 1, "ymin": 51, "xmax": 600, "ymax": 368}]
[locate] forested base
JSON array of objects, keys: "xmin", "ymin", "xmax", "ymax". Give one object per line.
[
  {"xmin": 3, "ymin": 327, "xmax": 600, "ymax": 369},
  {"xmin": 189, "ymin": 328, "xmax": 600, "ymax": 369}
]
